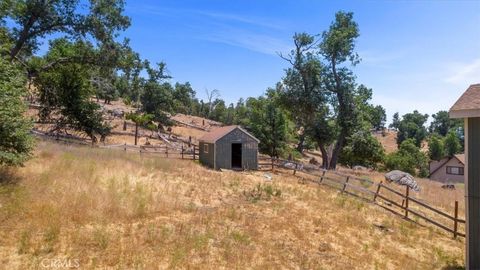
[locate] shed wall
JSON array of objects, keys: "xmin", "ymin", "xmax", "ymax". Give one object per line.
[
  {"xmin": 465, "ymin": 117, "xmax": 480, "ymax": 267},
  {"xmin": 215, "ymin": 128, "xmax": 258, "ymax": 170},
  {"xmin": 199, "ymin": 142, "xmax": 215, "ymax": 168}
]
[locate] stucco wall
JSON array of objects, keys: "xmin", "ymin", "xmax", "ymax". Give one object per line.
[
  {"xmin": 429, "ymin": 157, "xmax": 464, "ymax": 183},
  {"xmin": 429, "ymin": 158, "xmax": 449, "ymax": 174}
]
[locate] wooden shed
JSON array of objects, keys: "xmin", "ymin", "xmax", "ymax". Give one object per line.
[{"xmin": 198, "ymin": 125, "xmax": 259, "ymax": 170}]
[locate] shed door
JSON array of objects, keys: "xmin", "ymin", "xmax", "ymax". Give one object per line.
[{"xmin": 231, "ymin": 143, "xmax": 242, "ymax": 168}]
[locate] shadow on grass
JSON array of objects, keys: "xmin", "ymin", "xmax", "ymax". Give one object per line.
[
  {"xmin": 442, "ymin": 264, "xmax": 465, "ymax": 270},
  {"xmin": 0, "ymin": 167, "xmax": 21, "ymax": 185}
]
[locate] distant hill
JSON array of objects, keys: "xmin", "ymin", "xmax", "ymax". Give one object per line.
[{"xmin": 373, "ymin": 130, "xmax": 398, "ymax": 154}]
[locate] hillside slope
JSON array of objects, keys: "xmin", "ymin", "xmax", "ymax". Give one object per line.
[{"xmin": 0, "ymin": 141, "xmax": 464, "ymax": 269}]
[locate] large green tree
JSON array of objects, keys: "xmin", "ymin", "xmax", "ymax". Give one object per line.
[
  {"xmin": 1, "ymin": 0, "xmax": 131, "ymax": 146},
  {"xmin": 279, "ymin": 12, "xmax": 379, "ymax": 170},
  {"xmin": 36, "ymin": 54, "xmax": 111, "ymax": 144},
  {"xmin": 339, "ymin": 130, "xmax": 385, "ymax": 169},
  {"xmin": 319, "ymin": 11, "xmax": 361, "ymax": 169},
  {"xmin": 279, "ymin": 33, "xmax": 323, "ymax": 154},
  {"xmin": 173, "ymin": 82, "xmax": 195, "ymax": 114},
  {"xmin": 250, "ymin": 93, "xmax": 288, "ymax": 158},
  {"xmin": 140, "ymin": 61, "xmax": 174, "ymax": 126},
  {"xmin": 141, "ymin": 82, "xmax": 174, "ymax": 125},
  {"xmin": 0, "ymin": 58, "xmax": 34, "ymax": 166},
  {"xmin": 428, "ymin": 134, "xmax": 444, "ymax": 161},
  {"xmin": 444, "ymin": 130, "xmax": 461, "ymax": 157},
  {"xmin": 385, "ymin": 139, "xmax": 429, "ymax": 177},
  {"xmin": 2, "ymin": 0, "xmax": 130, "ymax": 61},
  {"xmin": 396, "ymin": 110, "xmax": 429, "ymax": 147},
  {"xmin": 389, "ymin": 112, "xmax": 400, "ymax": 130},
  {"xmin": 354, "ymin": 85, "xmax": 386, "ymax": 130},
  {"xmin": 429, "ymin": 110, "xmax": 462, "ymax": 137}
]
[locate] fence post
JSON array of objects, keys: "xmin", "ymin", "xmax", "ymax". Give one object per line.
[
  {"xmin": 319, "ymin": 170, "xmax": 326, "ymax": 183},
  {"xmin": 405, "ymin": 186, "xmax": 410, "ymax": 218},
  {"xmin": 454, "ymin": 200, "xmax": 459, "ymax": 238},
  {"xmin": 193, "ymin": 145, "xmax": 196, "ymax": 160},
  {"xmin": 373, "ymin": 181, "xmax": 382, "ymax": 202},
  {"xmin": 134, "ymin": 122, "xmax": 138, "ymax": 146},
  {"xmin": 165, "ymin": 147, "xmax": 168, "ymax": 158},
  {"xmin": 181, "ymin": 145, "xmax": 184, "ymax": 159},
  {"xmin": 124, "ymin": 142, "xmax": 126, "ymax": 152},
  {"xmin": 271, "ymin": 157, "xmax": 274, "ymax": 172},
  {"xmin": 293, "ymin": 162, "xmax": 298, "ymax": 175},
  {"xmin": 342, "ymin": 176, "xmax": 350, "ymax": 193}
]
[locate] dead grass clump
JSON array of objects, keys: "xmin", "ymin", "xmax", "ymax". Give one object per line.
[{"xmin": 243, "ymin": 183, "xmax": 282, "ymax": 202}]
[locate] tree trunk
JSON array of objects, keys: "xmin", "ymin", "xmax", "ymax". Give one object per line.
[
  {"xmin": 296, "ymin": 133, "xmax": 305, "ymax": 153},
  {"xmin": 319, "ymin": 144, "xmax": 329, "ymax": 169},
  {"xmin": 329, "ymin": 130, "xmax": 347, "ymax": 170},
  {"xmin": 10, "ymin": 15, "xmax": 36, "ymax": 60},
  {"xmin": 328, "ymin": 58, "xmax": 349, "ymax": 170}
]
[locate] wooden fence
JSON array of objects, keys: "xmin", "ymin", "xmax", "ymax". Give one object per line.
[
  {"xmin": 258, "ymin": 156, "xmax": 466, "ymax": 239},
  {"xmin": 101, "ymin": 143, "xmax": 201, "ymax": 160},
  {"xmin": 35, "ymin": 130, "xmax": 465, "ymax": 239}
]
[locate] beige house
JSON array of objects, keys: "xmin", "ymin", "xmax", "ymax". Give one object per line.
[{"xmin": 429, "ymin": 154, "xmax": 465, "ymax": 183}]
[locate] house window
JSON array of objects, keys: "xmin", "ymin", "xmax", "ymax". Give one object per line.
[
  {"xmin": 204, "ymin": 144, "xmax": 209, "ymax": 153},
  {"xmin": 446, "ymin": 166, "xmax": 464, "ymax": 175}
]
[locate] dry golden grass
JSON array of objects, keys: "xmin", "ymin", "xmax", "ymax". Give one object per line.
[
  {"xmin": 0, "ymin": 141, "xmax": 465, "ymax": 269},
  {"xmin": 374, "ymin": 131, "xmax": 398, "ymax": 154},
  {"xmin": 336, "ymin": 167, "xmax": 466, "ymax": 217},
  {"xmin": 170, "ymin": 126, "xmax": 208, "ymax": 144}
]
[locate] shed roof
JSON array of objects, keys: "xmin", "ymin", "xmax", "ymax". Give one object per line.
[
  {"xmin": 199, "ymin": 125, "xmax": 260, "ymax": 143},
  {"xmin": 450, "ymin": 84, "xmax": 480, "ymax": 118}
]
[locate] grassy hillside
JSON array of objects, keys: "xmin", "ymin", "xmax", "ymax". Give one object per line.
[{"xmin": 0, "ymin": 141, "xmax": 464, "ymax": 269}]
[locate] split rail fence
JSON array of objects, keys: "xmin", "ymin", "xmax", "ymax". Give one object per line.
[
  {"xmin": 258, "ymin": 156, "xmax": 466, "ymax": 239},
  {"xmin": 36, "ymin": 130, "xmax": 465, "ymax": 239},
  {"xmin": 101, "ymin": 143, "xmax": 201, "ymax": 160}
]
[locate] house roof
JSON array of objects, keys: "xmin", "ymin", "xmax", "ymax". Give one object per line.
[
  {"xmin": 198, "ymin": 125, "xmax": 260, "ymax": 143},
  {"xmin": 454, "ymin": 154, "xmax": 465, "ymax": 165},
  {"xmin": 450, "ymin": 84, "xmax": 480, "ymax": 118}
]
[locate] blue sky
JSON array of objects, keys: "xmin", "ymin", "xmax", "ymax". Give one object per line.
[{"xmin": 125, "ymin": 1, "xmax": 478, "ymax": 121}]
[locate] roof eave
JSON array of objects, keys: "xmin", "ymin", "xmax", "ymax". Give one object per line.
[{"xmin": 449, "ymin": 109, "xmax": 480, "ymax": 119}]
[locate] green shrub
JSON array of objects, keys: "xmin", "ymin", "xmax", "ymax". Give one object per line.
[{"xmin": 384, "ymin": 139, "xmax": 428, "ymax": 176}]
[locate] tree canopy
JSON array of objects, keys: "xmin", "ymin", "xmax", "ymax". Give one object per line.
[
  {"xmin": 0, "ymin": 58, "xmax": 34, "ymax": 166},
  {"xmin": 396, "ymin": 110, "xmax": 429, "ymax": 147}
]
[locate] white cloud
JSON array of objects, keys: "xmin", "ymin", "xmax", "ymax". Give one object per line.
[
  {"xmin": 200, "ymin": 28, "xmax": 291, "ymax": 56},
  {"xmin": 359, "ymin": 50, "xmax": 407, "ymax": 68},
  {"xmin": 445, "ymin": 58, "xmax": 480, "ymax": 84},
  {"xmin": 194, "ymin": 10, "xmax": 287, "ymax": 30},
  {"xmin": 129, "ymin": 4, "xmax": 292, "ymax": 56}
]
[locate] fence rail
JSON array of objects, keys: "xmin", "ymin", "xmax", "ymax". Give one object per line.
[
  {"xmin": 101, "ymin": 143, "xmax": 200, "ymax": 160},
  {"xmin": 258, "ymin": 156, "xmax": 466, "ymax": 239}
]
